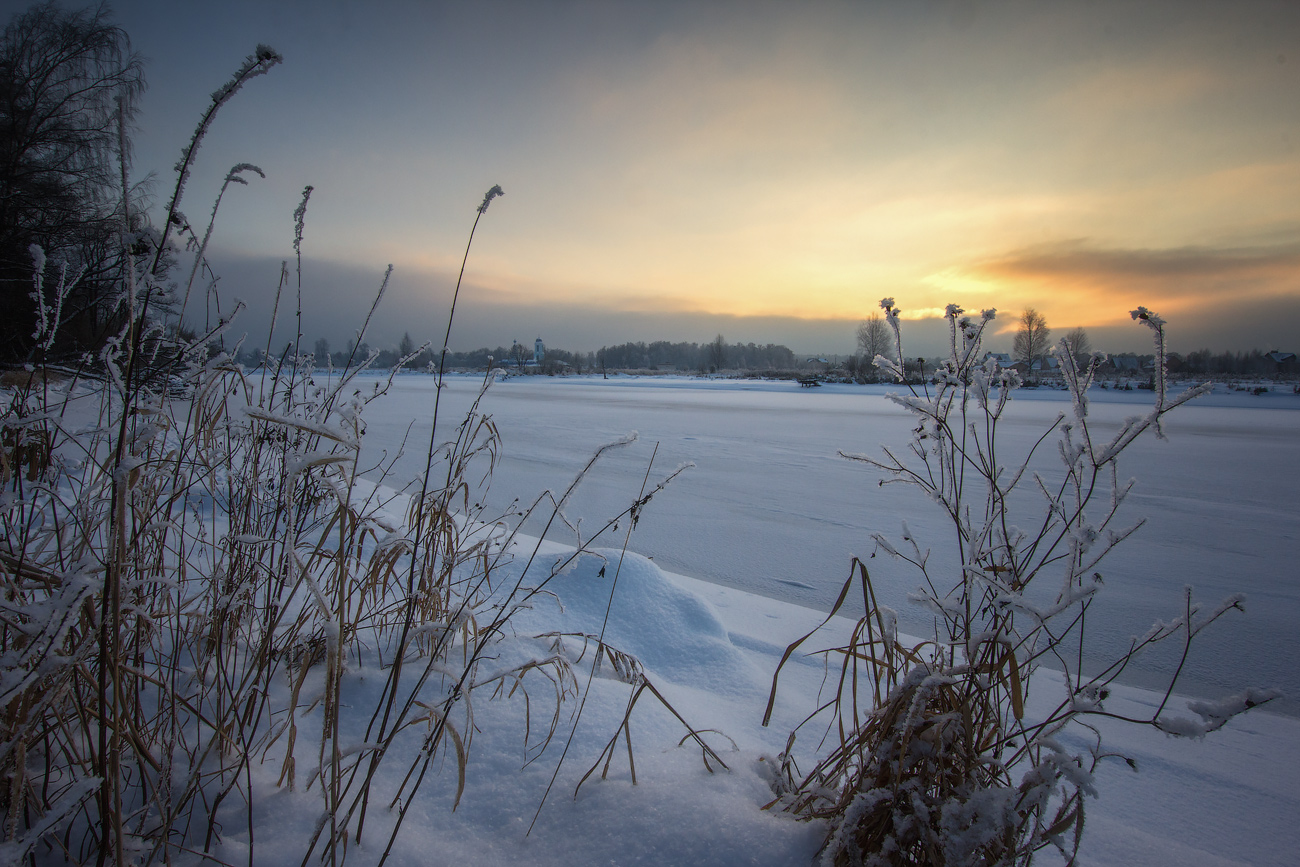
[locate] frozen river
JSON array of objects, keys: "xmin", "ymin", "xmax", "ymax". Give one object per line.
[{"xmin": 358, "ymin": 373, "xmax": 1300, "ymax": 714}]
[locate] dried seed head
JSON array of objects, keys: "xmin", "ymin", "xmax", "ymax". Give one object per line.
[{"xmin": 478, "ymin": 184, "xmax": 504, "ymax": 214}]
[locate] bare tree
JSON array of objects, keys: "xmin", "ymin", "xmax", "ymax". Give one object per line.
[
  {"xmin": 1013, "ymin": 308, "xmax": 1051, "ymax": 375},
  {"xmin": 856, "ymin": 313, "xmax": 893, "ymax": 381},
  {"xmin": 708, "ymin": 333, "xmax": 726, "ymax": 372},
  {"xmin": 509, "ymin": 340, "xmax": 528, "ymax": 368},
  {"xmin": 1061, "ymin": 325, "xmax": 1091, "ymax": 369},
  {"xmin": 0, "ymin": 2, "xmax": 148, "ymax": 360},
  {"xmin": 856, "ymin": 313, "xmax": 892, "ymax": 361}
]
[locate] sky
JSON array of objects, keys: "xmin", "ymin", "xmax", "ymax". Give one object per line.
[{"xmin": 17, "ymin": 0, "xmax": 1300, "ymax": 356}]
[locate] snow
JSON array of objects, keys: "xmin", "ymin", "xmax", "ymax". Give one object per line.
[
  {"xmin": 515, "ymin": 548, "xmax": 761, "ymax": 694},
  {"xmin": 15, "ymin": 371, "xmax": 1298, "ymax": 864},
  {"xmin": 360, "ymin": 374, "xmax": 1300, "ymax": 716},
  {"xmin": 205, "ymin": 533, "xmax": 1300, "ymax": 866},
  {"xmin": 304, "ymin": 372, "xmax": 1296, "ymax": 866}
]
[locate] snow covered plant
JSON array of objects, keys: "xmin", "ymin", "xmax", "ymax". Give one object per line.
[
  {"xmin": 764, "ymin": 301, "xmax": 1279, "ymax": 866},
  {"xmin": 2, "ymin": 200, "xmax": 702, "ymax": 866},
  {"xmin": 11, "ymin": 292, "xmax": 723, "ymax": 867},
  {"xmin": 0, "ymin": 43, "xmax": 716, "ymax": 865}
]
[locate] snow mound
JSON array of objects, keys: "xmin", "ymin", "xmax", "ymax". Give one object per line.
[{"xmin": 525, "ymin": 548, "xmax": 761, "ymax": 695}]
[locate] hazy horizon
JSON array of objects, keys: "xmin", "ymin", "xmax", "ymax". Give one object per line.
[{"xmin": 209, "ymin": 250, "xmax": 1299, "ymax": 360}]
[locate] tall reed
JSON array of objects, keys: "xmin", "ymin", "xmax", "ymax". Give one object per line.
[{"xmin": 1, "ymin": 46, "xmax": 720, "ymax": 867}]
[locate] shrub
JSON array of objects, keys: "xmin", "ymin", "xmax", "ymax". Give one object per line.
[{"xmin": 765, "ymin": 300, "xmax": 1279, "ymax": 866}]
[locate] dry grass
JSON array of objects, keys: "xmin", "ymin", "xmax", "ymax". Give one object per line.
[
  {"xmin": 765, "ymin": 561, "xmax": 1064, "ymax": 866},
  {"xmin": 0, "ymin": 47, "xmax": 721, "ymax": 867},
  {"xmin": 0, "ymin": 202, "xmax": 715, "ymax": 867}
]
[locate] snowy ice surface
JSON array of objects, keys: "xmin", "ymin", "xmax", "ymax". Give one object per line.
[
  {"xmin": 196, "ymin": 371, "xmax": 1298, "ymax": 865},
  {"xmin": 360, "ymin": 373, "xmax": 1300, "ymax": 716}
]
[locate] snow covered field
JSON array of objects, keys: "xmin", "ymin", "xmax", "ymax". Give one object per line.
[
  {"xmin": 11, "ymin": 369, "xmax": 1293, "ymax": 865},
  {"xmin": 361, "ymin": 373, "xmax": 1300, "ymax": 717},
  {"xmin": 268, "ymin": 370, "xmax": 1300, "ymax": 867}
]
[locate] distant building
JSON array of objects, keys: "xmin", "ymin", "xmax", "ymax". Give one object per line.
[
  {"xmin": 507, "ymin": 338, "xmax": 546, "ymax": 368},
  {"xmin": 1267, "ymin": 351, "xmax": 1297, "ymax": 374},
  {"xmin": 1108, "ymin": 355, "xmax": 1145, "ymax": 373},
  {"xmin": 983, "ymin": 352, "xmax": 1016, "ymax": 370}
]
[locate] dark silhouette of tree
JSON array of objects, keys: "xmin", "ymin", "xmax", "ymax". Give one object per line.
[
  {"xmin": 509, "ymin": 340, "xmax": 528, "ymax": 368},
  {"xmin": 0, "ymin": 2, "xmax": 148, "ymax": 361},
  {"xmin": 1061, "ymin": 326, "xmax": 1091, "ymax": 369},
  {"xmin": 1013, "ymin": 308, "xmax": 1051, "ymax": 376},
  {"xmin": 708, "ymin": 333, "xmax": 726, "ymax": 372}
]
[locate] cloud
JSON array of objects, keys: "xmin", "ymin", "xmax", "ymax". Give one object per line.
[
  {"xmin": 941, "ymin": 239, "xmax": 1300, "ymax": 350},
  {"xmin": 977, "ymin": 238, "xmax": 1300, "ymax": 294},
  {"xmin": 141, "ymin": 1, "xmax": 1300, "ymax": 360},
  {"xmin": 200, "ymin": 235, "xmax": 1300, "ymax": 361}
]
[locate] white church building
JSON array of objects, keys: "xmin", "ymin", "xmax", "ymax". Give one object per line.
[{"xmin": 509, "ymin": 338, "xmax": 545, "ymax": 367}]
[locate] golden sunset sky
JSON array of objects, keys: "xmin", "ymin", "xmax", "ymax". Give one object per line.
[{"xmin": 100, "ymin": 0, "xmax": 1300, "ymax": 354}]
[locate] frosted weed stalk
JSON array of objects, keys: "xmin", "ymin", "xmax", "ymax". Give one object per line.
[{"xmin": 765, "ymin": 300, "xmax": 1279, "ymax": 866}]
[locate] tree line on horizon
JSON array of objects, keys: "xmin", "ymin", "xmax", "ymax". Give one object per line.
[
  {"xmin": 231, "ymin": 323, "xmax": 1295, "ymax": 380},
  {"xmin": 233, "ymin": 333, "xmax": 804, "ymax": 374}
]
